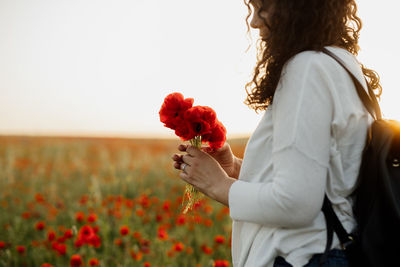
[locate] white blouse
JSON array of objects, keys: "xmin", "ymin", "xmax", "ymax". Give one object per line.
[{"xmin": 228, "ymin": 46, "xmax": 373, "ymax": 267}]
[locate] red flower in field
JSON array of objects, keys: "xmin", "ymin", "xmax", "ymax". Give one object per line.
[
  {"xmin": 75, "ymin": 212, "xmax": 85, "ymax": 222},
  {"xmin": 92, "ymin": 225, "xmax": 100, "ymax": 233},
  {"xmin": 87, "ymin": 213, "xmax": 97, "ymax": 223},
  {"xmin": 21, "ymin": 211, "xmax": 31, "ymax": 219},
  {"xmin": 159, "ymin": 92, "xmax": 194, "ymax": 130},
  {"xmin": 202, "ymin": 120, "xmax": 227, "ymax": 150},
  {"xmin": 125, "ymin": 199, "xmax": 134, "ymax": 208},
  {"xmin": 0, "ymin": 241, "xmax": 6, "ymax": 249},
  {"xmin": 130, "ymin": 250, "xmax": 143, "ymax": 261},
  {"xmin": 157, "ymin": 227, "xmax": 168, "ymax": 240},
  {"xmin": 35, "ymin": 193, "xmax": 45, "ymax": 203},
  {"xmin": 57, "ymin": 236, "xmax": 66, "ymax": 243},
  {"xmin": 120, "ymin": 225, "xmax": 130, "ymax": 236},
  {"xmin": 213, "ymin": 260, "xmax": 230, "ymax": 267},
  {"xmin": 162, "ymin": 200, "xmax": 171, "ymax": 211},
  {"xmin": 47, "ymin": 230, "xmax": 56, "ymax": 242},
  {"xmin": 16, "ymin": 245, "xmax": 25, "ymax": 255},
  {"xmin": 143, "ymin": 262, "xmax": 151, "ymax": 267},
  {"xmin": 155, "ymin": 213, "xmax": 163, "ymax": 222},
  {"xmin": 133, "ymin": 231, "xmax": 141, "ymax": 240},
  {"xmin": 63, "ymin": 229, "xmax": 73, "ymax": 239},
  {"xmin": 70, "ymin": 254, "xmax": 83, "ymax": 267},
  {"xmin": 52, "ymin": 242, "xmax": 66, "ymax": 255},
  {"xmin": 204, "ymin": 218, "xmax": 213, "ymax": 227},
  {"xmin": 40, "ymin": 264, "xmax": 55, "ymax": 267},
  {"xmin": 114, "ymin": 238, "xmax": 123, "ymax": 246},
  {"xmin": 138, "ymin": 194, "xmax": 150, "ymax": 208},
  {"xmin": 201, "ymin": 244, "xmax": 213, "ymax": 254},
  {"xmin": 214, "ymin": 235, "xmax": 226, "ymax": 244},
  {"xmin": 136, "ymin": 209, "xmax": 144, "ymax": 217},
  {"xmin": 176, "ymin": 214, "xmax": 186, "ymax": 225},
  {"xmin": 173, "ymin": 242, "xmax": 184, "ymax": 252},
  {"xmin": 75, "ymin": 225, "xmax": 101, "ymax": 248},
  {"xmin": 35, "ymin": 221, "xmax": 46, "ymax": 231},
  {"xmin": 89, "ymin": 258, "xmax": 100, "ymax": 266}
]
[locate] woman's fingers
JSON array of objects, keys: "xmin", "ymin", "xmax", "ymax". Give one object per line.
[
  {"xmin": 172, "ymin": 154, "xmax": 182, "ymax": 161},
  {"xmin": 178, "ymin": 144, "xmax": 187, "ymax": 151},
  {"xmin": 182, "ymin": 154, "xmax": 194, "ymax": 165},
  {"xmin": 173, "ymin": 161, "xmax": 181, "ymax": 169}
]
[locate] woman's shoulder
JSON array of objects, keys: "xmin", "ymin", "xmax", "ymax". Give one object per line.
[{"xmin": 284, "ymin": 46, "xmax": 358, "ymax": 72}]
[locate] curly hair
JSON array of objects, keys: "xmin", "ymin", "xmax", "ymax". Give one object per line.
[{"xmin": 244, "ymin": 0, "xmax": 382, "ymax": 113}]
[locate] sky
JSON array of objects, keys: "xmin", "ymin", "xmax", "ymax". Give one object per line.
[{"xmin": 0, "ymin": 0, "xmax": 399, "ymax": 139}]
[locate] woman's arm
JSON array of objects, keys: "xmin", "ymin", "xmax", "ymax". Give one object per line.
[{"xmin": 231, "ymin": 156, "xmax": 243, "ymax": 179}]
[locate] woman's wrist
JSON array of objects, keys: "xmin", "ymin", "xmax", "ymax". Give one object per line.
[
  {"xmin": 211, "ymin": 176, "xmax": 237, "ymax": 207},
  {"xmin": 231, "ymin": 156, "xmax": 242, "ymax": 179}
]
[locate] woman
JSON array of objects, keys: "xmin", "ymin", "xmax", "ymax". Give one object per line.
[{"xmin": 172, "ymin": 0, "xmax": 382, "ymax": 266}]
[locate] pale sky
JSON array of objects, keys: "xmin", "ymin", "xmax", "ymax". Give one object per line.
[{"xmin": 0, "ymin": 0, "xmax": 399, "ymax": 139}]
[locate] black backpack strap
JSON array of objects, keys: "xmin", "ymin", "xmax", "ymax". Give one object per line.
[
  {"xmin": 321, "ymin": 48, "xmax": 382, "ymax": 121},
  {"xmin": 320, "ymin": 195, "xmax": 354, "ymax": 265}
]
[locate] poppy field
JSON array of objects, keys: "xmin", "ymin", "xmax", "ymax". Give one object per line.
[{"xmin": 0, "ymin": 136, "xmax": 247, "ymax": 267}]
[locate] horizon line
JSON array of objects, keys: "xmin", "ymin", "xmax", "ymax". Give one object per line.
[{"xmin": 0, "ymin": 131, "xmax": 251, "ymax": 140}]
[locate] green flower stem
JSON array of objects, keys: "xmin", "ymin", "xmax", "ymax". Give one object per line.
[{"xmin": 181, "ymin": 136, "xmax": 204, "ymax": 214}]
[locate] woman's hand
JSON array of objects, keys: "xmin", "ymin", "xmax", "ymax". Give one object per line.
[
  {"xmin": 173, "ymin": 143, "xmax": 240, "ymax": 179},
  {"xmin": 171, "ymin": 145, "xmax": 236, "ymax": 206}
]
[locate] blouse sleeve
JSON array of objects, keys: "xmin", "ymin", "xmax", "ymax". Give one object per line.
[{"xmin": 228, "ymin": 52, "xmax": 334, "ymax": 228}]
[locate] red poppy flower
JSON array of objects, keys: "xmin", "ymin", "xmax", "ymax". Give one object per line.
[
  {"xmin": 157, "ymin": 227, "xmax": 168, "ymax": 240},
  {"xmin": 201, "ymin": 244, "xmax": 213, "ymax": 254},
  {"xmin": 70, "ymin": 254, "xmax": 83, "ymax": 267},
  {"xmin": 87, "ymin": 213, "xmax": 97, "ymax": 223},
  {"xmin": 202, "ymin": 120, "xmax": 227, "ymax": 150},
  {"xmin": 89, "ymin": 258, "xmax": 100, "ymax": 266},
  {"xmin": 213, "ymin": 260, "xmax": 230, "ymax": 267},
  {"xmin": 159, "ymin": 92, "xmax": 194, "ymax": 130},
  {"xmin": 63, "ymin": 229, "xmax": 73, "ymax": 239},
  {"xmin": 130, "ymin": 250, "xmax": 143, "ymax": 261},
  {"xmin": 75, "ymin": 212, "xmax": 85, "ymax": 223},
  {"xmin": 120, "ymin": 225, "xmax": 130, "ymax": 236},
  {"xmin": 176, "ymin": 214, "xmax": 186, "ymax": 225},
  {"xmin": 21, "ymin": 211, "xmax": 31, "ymax": 219},
  {"xmin": 214, "ymin": 235, "xmax": 226, "ymax": 244},
  {"xmin": 47, "ymin": 230, "xmax": 56, "ymax": 242},
  {"xmin": 183, "ymin": 106, "xmax": 217, "ymax": 137},
  {"xmin": 35, "ymin": 193, "xmax": 45, "ymax": 203},
  {"xmin": 173, "ymin": 242, "xmax": 184, "ymax": 252},
  {"xmin": 143, "ymin": 262, "xmax": 151, "ymax": 267},
  {"xmin": 16, "ymin": 245, "xmax": 25, "ymax": 255},
  {"xmin": 92, "ymin": 225, "xmax": 100, "ymax": 233},
  {"xmin": 35, "ymin": 221, "xmax": 46, "ymax": 231},
  {"xmin": 132, "ymin": 231, "xmax": 141, "ymax": 240},
  {"xmin": 40, "ymin": 264, "xmax": 55, "ymax": 267},
  {"xmin": 76, "ymin": 225, "xmax": 101, "ymax": 248},
  {"xmin": 162, "ymin": 200, "xmax": 171, "ymax": 211},
  {"xmin": 0, "ymin": 241, "xmax": 5, "ymax": 249},
  {"xmin": 174, "ymin": 122, "xmax": 196, "ymax": 141},
  {"xmin": 52, "ymin": 242, "xmax": 66, "ymax": 255},
  {"xmin": 114, "ymin": 238, "xmax": 123, "ymax": 246}
]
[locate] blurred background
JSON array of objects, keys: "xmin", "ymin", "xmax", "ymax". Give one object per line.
[{"xmin": 1, "ymin": 0, "xmax": 399, "ymax": 139}]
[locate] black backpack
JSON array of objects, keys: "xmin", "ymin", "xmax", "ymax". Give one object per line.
[{"xmin": 320, "ymin": 48, "xmax": 400, "ymax": 267}]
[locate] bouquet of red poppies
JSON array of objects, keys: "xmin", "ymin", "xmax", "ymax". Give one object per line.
[{"xmin": 159, "ymin": 92, "xmax": 227, "ymax": 213}]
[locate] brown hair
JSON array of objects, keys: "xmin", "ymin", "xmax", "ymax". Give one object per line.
[{"xmin": 244, "ymin": 0, "xmax": 382, "ymax": 112}]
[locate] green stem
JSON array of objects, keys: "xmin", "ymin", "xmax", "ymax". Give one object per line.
[{"xmin": 181, "ymin": 135, "xmax": 203, "ymax": 214}]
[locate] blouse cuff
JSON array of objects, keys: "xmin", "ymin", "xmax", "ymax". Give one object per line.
[{"xmin": 229, "ymin": 180, "xmax": 263, "ymax": 222}]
